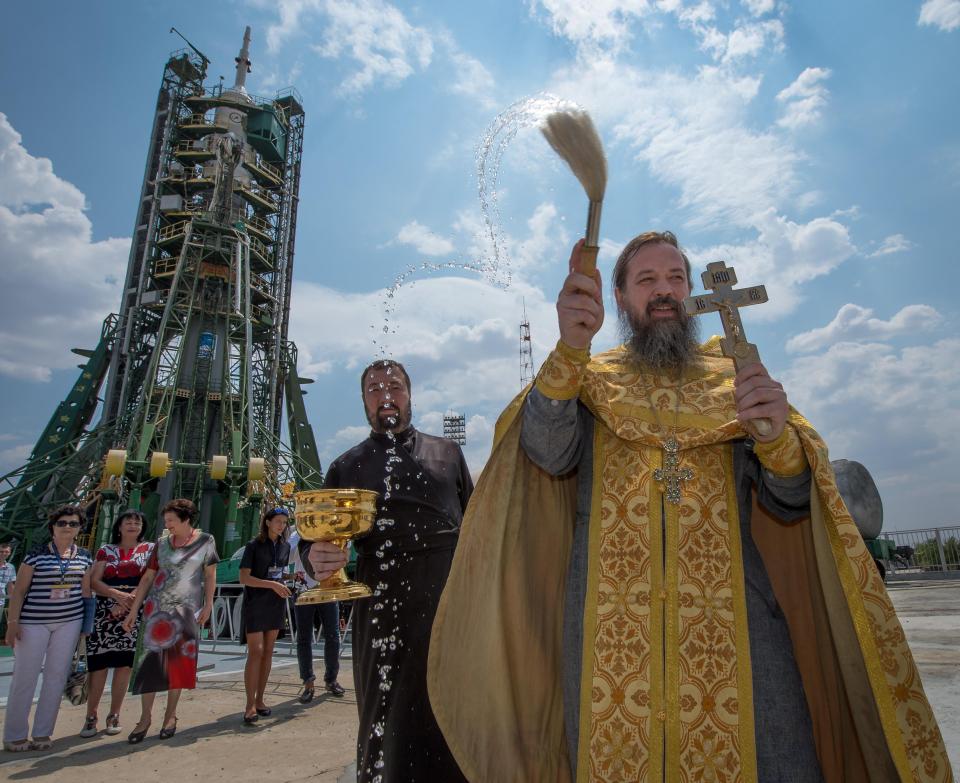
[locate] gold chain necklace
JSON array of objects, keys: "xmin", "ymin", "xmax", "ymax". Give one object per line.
[{"xmin": 645, "ymin": 365, "xmax": 695, "ymax": 504}]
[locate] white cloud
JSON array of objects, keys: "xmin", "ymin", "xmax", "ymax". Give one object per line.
[
  {"xmin": 529, "ymin": 0, "xmax": 655, "ymax": 51},
  {"xmin": 313, "ymin": 0, "xmax": 433, "ymax": 95},
  {"xmin": 530, "ymin": 0, "xmax": 784, "ymax": 63},
  {"xmin": 699, "ymin": 20, "xmax": 784, "ymax": 63},
  {"xmin": 392, "ymin": 221, "xmax": 456, "ymax": 257},
  {"xmin": 918, "ymin": 0, "xmax": 960, "ymax": 31},
  {"xmin": 690, "ymin": 209, "xmax": 857, "ymax": 318},
  {"xmin": 288, "ymin": 200, "xmax": 586, "ymax": 474},
  {"xmin": 322, "ymin": 424, "xmax": 372, "ymax": 457},
  {"xmin": 0, "ymin": 442, "xmax": 32, "ymax": 472},
  {"xmin": 289, "ymin": 272, "xmax": 556, "ymax": 474},
  {"xmin": 741, "ymin": 0, "xmax": 775, "ymax": 15},
  {"xmin": 776, "ymin": 67, "xmax": 832, "ymax": 130},
  {"xmin": 0, "ymin": 113, "xmax": 128, "ymax": 382},
  {"xmin": 785, "ymin": 304, "xmax": 943, "ymax": 353},
  {"xmin": 780, "ymin": 338, "xmax": 960, "ymax": 526},
  {"xmin": 436, "ymin": 30, "xmax": 497, "ymax": 108},
  {"xmin": 866, "ymin": 233, "xmax": 915, "ymax": 257},
  {"xmin": 507, "ymin": 202, "xmax": 571, "ymax": 272},
  {"xmin": 550, "ymin": 59, "xmax": 801, "ymax": 228},
  {"xmin": 262, "ymin": 1, "xmax": 495, "ymax": 103}
]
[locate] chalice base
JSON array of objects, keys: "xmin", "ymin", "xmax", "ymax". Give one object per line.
[{"xmin": 296, "ymin": 569, "xmax": 372, "ymax": 605}]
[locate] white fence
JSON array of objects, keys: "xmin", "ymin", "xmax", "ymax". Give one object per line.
[{"xmin": 203, "ymin": 583, "xmax": 352, "ymax": 657}]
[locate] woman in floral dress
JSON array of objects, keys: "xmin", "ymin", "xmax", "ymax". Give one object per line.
[
  {"xmin": 80, "ymin": 509, "xmax": 154, "ymax": 738},
  {"xmin": 122, "ymin": 498, "xmax": 218, "ymax": 743}
]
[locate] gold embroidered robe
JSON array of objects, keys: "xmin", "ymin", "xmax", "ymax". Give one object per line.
[{"xmin": 427, "ymin": 340, "xmax": 952, "ymax": 783}]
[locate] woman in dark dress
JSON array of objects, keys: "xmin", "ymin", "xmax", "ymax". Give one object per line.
[
  {"xmin": 81, "ymin": 509, "xmax": 153, "ymax": 737},
  {"xmin": 238, "ymin": 507, "xmax": 292, "ymax": 724}
]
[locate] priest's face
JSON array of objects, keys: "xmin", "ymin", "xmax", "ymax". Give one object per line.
[
  {"xmin": 363, "ymin": 367, "xmax": 412, "ymax": 434},
  {"xmin": 614, "ymin": 242, "xmax": 699, "ymax": 369}
]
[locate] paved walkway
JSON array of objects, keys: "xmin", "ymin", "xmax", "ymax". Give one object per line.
[
  {"xmin": 0, "ymin": 581, "xmax": 956, "ymax": 779},
  {"xmin": 887, "ymin": 579, "xmax": 960, "ymax": 772},
  {"xmin": 0, "ymin": 657, "xmax": 358, "ymax": 782}
]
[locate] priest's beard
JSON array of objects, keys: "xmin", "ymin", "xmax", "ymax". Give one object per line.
[
  {"xmin": 618, "ymin": 296, "xmax": 700, "ymax": 370},
  {"xmin": 366, "ymin": 402, "xmax": 413, "ymax": 434}
]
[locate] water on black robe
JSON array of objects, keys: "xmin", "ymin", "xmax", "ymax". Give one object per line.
[{"xmin": 305, "ymin": 426, "xmax": 473, "ymax": 783}]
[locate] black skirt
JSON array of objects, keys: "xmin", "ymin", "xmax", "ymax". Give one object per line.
[{"xmin": 239, "ymin": 587, "xmax": 287, "ymax": 642}]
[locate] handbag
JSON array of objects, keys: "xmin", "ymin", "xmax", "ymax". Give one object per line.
[{"xmin": 63, "ymin": 637, "xmax": 89, "ymax": 706}]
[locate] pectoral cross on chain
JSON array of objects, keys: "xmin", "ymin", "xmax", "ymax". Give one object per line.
[
  {"xmin": 654, "ymin": 437, "xmax": 693, "ymax": 505},
  {"xmin": 682, "ymin": 261, "xmax": 772, "ymax": 436}
]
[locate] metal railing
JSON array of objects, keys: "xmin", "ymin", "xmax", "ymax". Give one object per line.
[
  {"xmin": 247, "ymin": 157, "xmax": 283, "ymax": 184},
  {"xmin": 173, "ymin": 140, "xmax": 213, "ymax": 157},
  {"xmin": 203, "ymin": 584, "xmax": 352, "ymax": 659},
  {"xmin": 244, "ymin": 214, "xmax": 274, "ymax": 239},
  {"xmin": 158, "ymin": 220, "xmax": 190, "ymax": 243},
  {"xmin": 876, "ymin": 526, "xmax": 960, "ymax": 574},
  {"xmin": 180, "ymin": 113, "xmax": 228, "ymax": 132}
]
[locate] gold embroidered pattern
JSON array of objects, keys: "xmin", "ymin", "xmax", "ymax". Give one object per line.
[
  {"xmin": 535, "ymin": 341, "xmax": 589, "ymax": 401},
  {"xmin": 752, "ymin": 425, "xmax": 807, "ymax": 477},
  {"xmin": 795, "ymin": 415, "xmax": 954, "ymax": 782},
  {"xmin": 574, "ymin": 343, "xmax": 951, "ymax": 782},
  {"xmin": 578, "ymin": 345, "xmax": 758, "ymax": 782}
]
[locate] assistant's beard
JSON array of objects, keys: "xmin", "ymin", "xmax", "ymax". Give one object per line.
[
  {"xmin": 366, "ymin": 401, "xmax": 413, "ymax": 434},
  {"xmin": 618, "ymin": 296, "xmax": 700, "ymax": 371}
]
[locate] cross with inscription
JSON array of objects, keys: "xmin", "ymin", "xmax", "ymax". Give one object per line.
[
  {"xmin": 654, "ymin": 437, "xmax": 694, "ymax": 504},
  {"xmin": 682, "ymin": 261, "xmax": 772, "ymax": 436}
]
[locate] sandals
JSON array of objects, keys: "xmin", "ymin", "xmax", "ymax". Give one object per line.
[
  {"xmin": 158, "ymin": 718, "xmax": 177, "ymax": 739},
  {"xmin": 3, "ymin": 739, "xmax": 32, "ymax": 752},
  {"xmin": 325, "ymin": 680, "xmax": 346, "ymax": 697},
  {"xmin": 29, "ymin": 737, "xmax": 52, "ymax": 751},
  {"xmin": 242, "ymin": 710, "xmax": 259, "ymax": 725},
  {"xmin": 79, "ymin": 714, "xmax": 99, "ymax": 738},
  {"xmin": 255, "ymin": 706, "xmax": 272, "ymax": 717},
  {"xmin": 127, "ymin": 720, "xmax": 151, "ymax": 744},
  {"xmin": 104, "ymin": 713, "xmax": 122, "ymax": 736}
]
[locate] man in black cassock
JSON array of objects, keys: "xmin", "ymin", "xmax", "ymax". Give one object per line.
[{"xmin": 303, "ymin": 359, "xmax": 473, "ymax": 783}]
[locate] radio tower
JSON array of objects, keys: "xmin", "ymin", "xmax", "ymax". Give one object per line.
[
  {"xmin": 0, "ymin": 27, "xmax": 322, "ymax": 556},
  {"xmin": 520, "ymin": 299, "xmax": 534, "ymax": 389}
]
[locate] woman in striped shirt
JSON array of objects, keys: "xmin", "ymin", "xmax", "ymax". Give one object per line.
[{"xmin": 3, "ymin": 504, "xmax": 93, "ymax": 752}]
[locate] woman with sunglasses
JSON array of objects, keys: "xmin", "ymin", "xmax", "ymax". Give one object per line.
[
  {"xmin": 238, "ymin": 507, "xmax": 292, "ymax": 724},
  {"xmin": 79, "ymin": 509, "xmax": 154, "ymax": 738},
  {"xmin": 3, "ymin": 505, "xmax": 93, "ymax": 752}
]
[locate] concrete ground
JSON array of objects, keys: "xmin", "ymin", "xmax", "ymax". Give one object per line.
[
  {"xmin": 0, "ymin": 581, "xmax": 956, "ymax": 780},
  {"xmin": 887, "ymin": 579, "xmax": 960, "ymax": 773},
  {"xmin": 0, "ymin": 654, "xmax": 359, "ymax": 782}
]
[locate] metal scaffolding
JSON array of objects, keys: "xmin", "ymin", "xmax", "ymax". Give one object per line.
[
  {"xmin": 0, "ymin": 29, "xmax": 320, "ymax": 557},
  {"xmin": 442, "ymin": 414, "xmax": 467, "ymax": 447}
]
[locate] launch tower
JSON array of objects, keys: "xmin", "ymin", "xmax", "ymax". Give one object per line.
[{"xmin": 0, "ymin": 28, "xmax": 321, "ymax": 556}]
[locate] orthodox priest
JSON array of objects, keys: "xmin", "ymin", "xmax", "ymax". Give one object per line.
[
  {"xmin": 427, "ymin": 233, "xmax": 951, "ymax": 782},
  {"xmin": 304, "ymin": 359, "xmax": 473, "ymax": 783}
]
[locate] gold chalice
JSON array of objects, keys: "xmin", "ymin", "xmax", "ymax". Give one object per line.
[{"xmin": 294, "ymin": 488, "xmax": 378, "ymax": 605}]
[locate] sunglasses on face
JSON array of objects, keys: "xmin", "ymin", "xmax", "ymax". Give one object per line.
[{"xmin": 54, "ymin": 520, "xmax": 82, "ymax": 528}]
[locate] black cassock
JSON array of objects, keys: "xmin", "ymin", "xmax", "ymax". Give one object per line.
[{"xmin": 309, "ymin": 426, "xmax": 473, "ymax": 783}]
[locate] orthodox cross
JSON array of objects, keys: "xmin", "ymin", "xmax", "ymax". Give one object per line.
[
  {"xmin": 653, "ymin": 437, "xmax": 693, "ymax": 505},
  {"xmin": 682, "ymin": 261, "xmax": 772, "ymax": 436}
]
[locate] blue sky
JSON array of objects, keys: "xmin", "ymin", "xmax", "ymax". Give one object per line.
[{"xmin": 0, "ymin": 0, "xmax": 958, "ymax": 530}]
